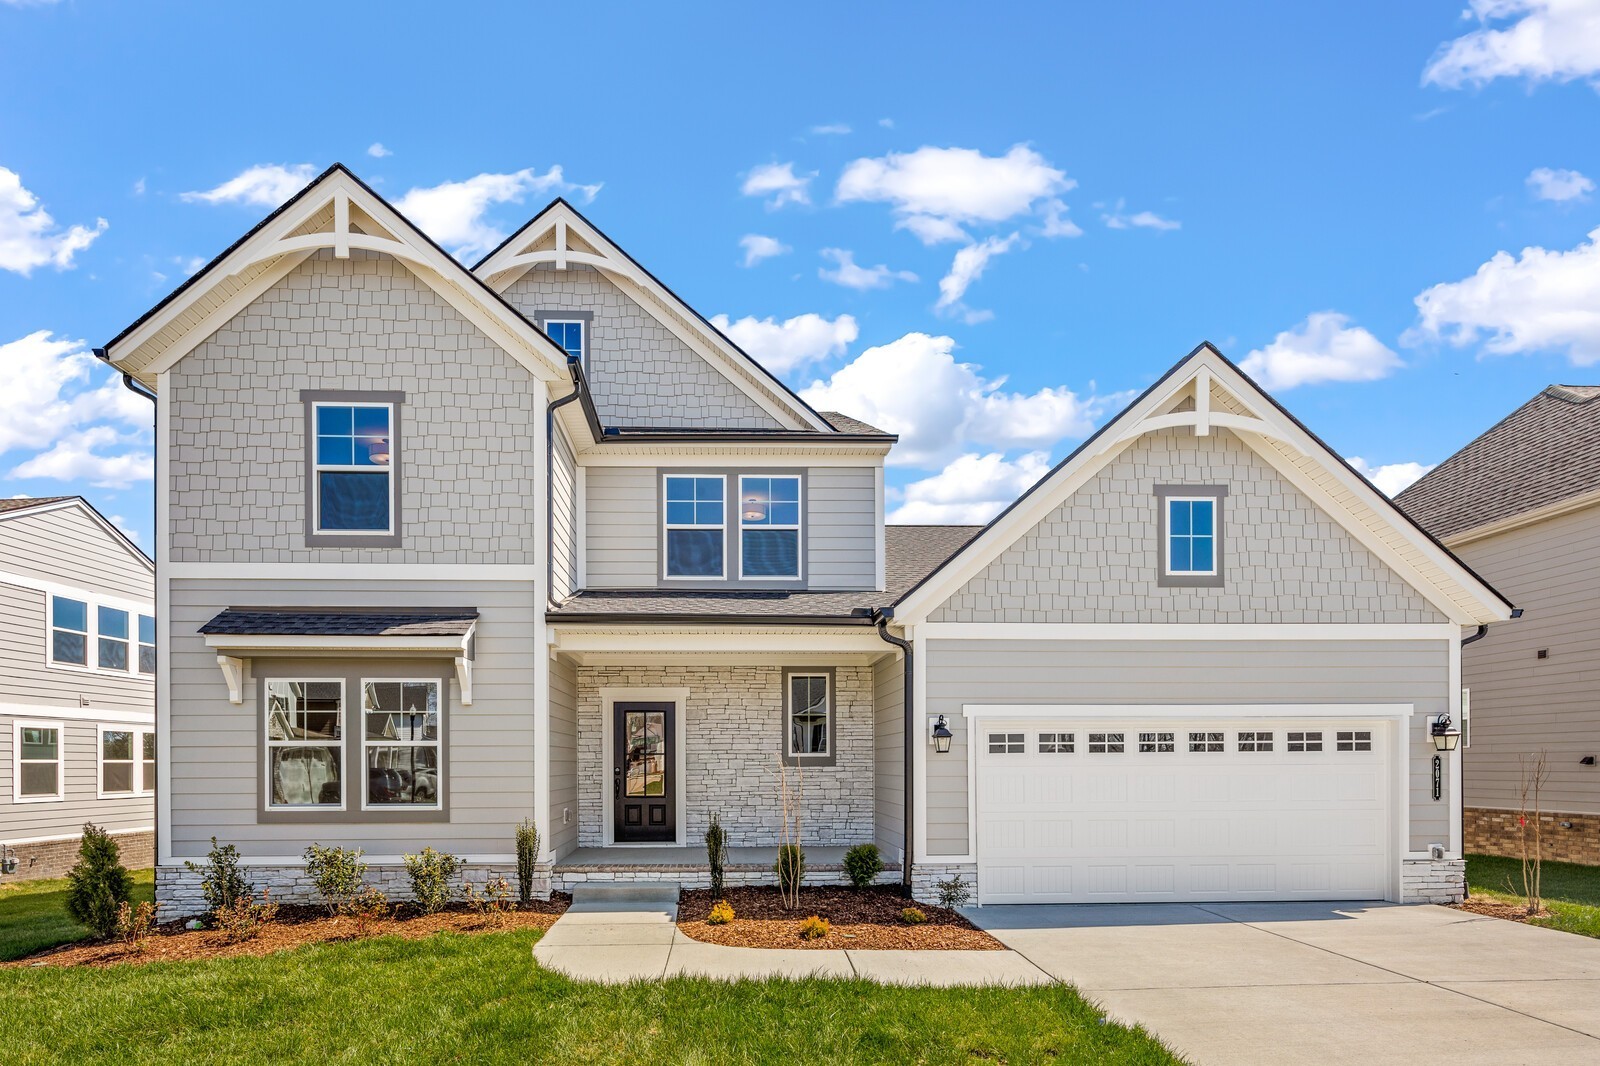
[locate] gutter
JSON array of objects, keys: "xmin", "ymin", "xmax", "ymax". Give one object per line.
[
  {"xmin": 1455, "ymin": 608, "xmax": 1523, "ymax": 900},
  {"xmin": 547, "ymin": 612, "xmax": 879, "ymax": 626},
  {"xmin": 545, "ymin": 356, "xmax": 585, "ymax": 607},
  {"xmin": 872, "ymin": 608, "xmax": 915, "ymax": 895}
]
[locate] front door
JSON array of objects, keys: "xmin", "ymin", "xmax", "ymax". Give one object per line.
[{"xmin": 613, "ymin": 702, "xmax": 675, "ymax": 843}]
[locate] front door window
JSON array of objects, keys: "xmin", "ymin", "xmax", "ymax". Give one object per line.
[{"xmin": 614, "ymin": 703, "xmax": 674, "ymax": 842}]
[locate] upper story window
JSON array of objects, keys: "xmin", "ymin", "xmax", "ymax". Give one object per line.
[
  {"xmin": 48, "ymin": 594, "xmax": 154, "ymax": 678},
  {"xmin": 1155, "ymin": 485, "xmax": 1227, "ymax": 588},
  {"xmin": 14, "ymin": 721, "xmax": 64, "ymax": 802},
  {"xmin": 98, "ymin": 606, "xmax": 129, "ymax": 671},
  {"xmin": 313, "ymin": 402, "xmax": 394, "ymax": 534},
  {"xmin": 51, "ymin": 596, "xmax": 88, "ymax": 667},
  {"xmin": 137, "ymin": 614, "xmax": 156, "ymax": 675},
  {"xmin": 266, "ymin": 680, "xmax": 344, "ymax": 809},
  {"xmin": 663, "ymin": 475, "xmax": 725, "ymax": 579},
  {"xmin": 545, "ymin": 320, "xmax": 585, "ymax": 364},
  {"xmin": 739, "ymin": 475, "xmax": 801, "ymax": 579}
]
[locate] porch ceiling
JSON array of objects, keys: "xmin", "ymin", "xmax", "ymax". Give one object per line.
[{"xmin": 548, "ymin": 624, "xmax": 896, "ymax": 665}]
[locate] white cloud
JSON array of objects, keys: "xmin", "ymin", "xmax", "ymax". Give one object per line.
[
  {"xmin": 0, "ymin": 167, "xmax": 107, "ymax": 275},
  {"xmin": 835, "ymin": 144, "xmax": 1073, "ymax": 244},
  {"xmin": 1408, "ymin": 226, "xmax": 1600, "ymax": 364},
  {"xmin": 131, "ymin": 177, "xmax": 145, "ymax": 196},
  {"xmin": 818, "ymin": 248, "xmax": 918, "ymax": 290},
  {"xmin": 811, "ymin": 123, "xmax": 852, "ymax": 135},
  {"xmin": 889, "ymin": 451, "xmax": 1053, "ymax": 524},
  {"xmin": 395, "ymin": 166, "xmax": 602, "ymax": 260},
  {"xmin": 1423, "ymin": 0, "xmax": 1600, "ymax": 88},
  {"xmin": 801, "ymin": 332, "xmax": 1121, "ymax": 467},
  {"xmin": 878, "ymin": 118, "xmax": 895, "ymax": 128},
  {"xmin": 738, "ymin": 234, "xmax": 790, "ymax": 267},
  {"xmin": 1527, "ymin": 166, "xmax": 1594, "ymax": 202},
  {"xmin": 1346, "ymin": 457, "xmax": 1435, "ymax": 497},
  {"xmin": 107, "ymin": 514, "xmax": 142, "ymax": 546},
  {"xmin": 1102, "ymin": 199, "xmax": 1181, "ymax": 231},
  {"xmin": 12, "ymin": 426, "xmax": 152, "ymax": 488},
  {"xmin": 1038, "ymin": 198, "xmax": 1083, "ymax": 238},
  {"xmin": 173, "ymin": 255, "xmax": 206, "ymax": 276},
  {"xmin": 367, "ymin": 142, "xmax": 393, "ymax": 158},
  {"xmin": 741, "ymin": 162, "xmax": 814, "ymax": 209},
  {"xmin": 709, "ymin": 313, "xmax": 858, "ymax": 374},
  {"xmin": 1240, "ymin": 312, "xmax": 1402, "ymax": 390},
  {"xmin": 937, "ymin": 233, "xmax": 1021, "ymax": 316},
  {"xmin": 180, "ymin": 163, "xmax": 317, "ymax": 207}
]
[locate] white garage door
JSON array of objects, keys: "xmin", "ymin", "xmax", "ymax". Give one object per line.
[{"xmin": 975, "ymin": 718, "xmax": 1391, "ymax": 904}]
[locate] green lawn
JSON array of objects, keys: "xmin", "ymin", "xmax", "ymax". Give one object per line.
[
  {"xmin": 0, "ymin": 927, "xmax": 1182, "ymax": 1065},
  {"xmin": 0, "ymin": 869, "xmax": 155, "ymax": 961},
  {"xmin": 1467, "ymin": 853, "xmax": 1600, "ymax": 939}
]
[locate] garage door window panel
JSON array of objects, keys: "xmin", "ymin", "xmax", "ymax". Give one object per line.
[
  {"xmin": 1189, "ymin": 731, "xmax": 1225, "ymax": 753},
  {"xmin": 987, "ymin": 732, "xmax": 1024, "ymax": 754},
  {"xmin": 1337, "ymin": 730, "xmax": 1372, "ymax": 752},
  {"xmin": 1287, "ymin": 731, "xmax": 1324, "ymax": 752},
  {"xmin": 1138, "ymin": 731, "xmax": 1175, "ymax": 753},
  {"xmin": 1088, "ymin": 732, "xmax": 1124, "ymax": 754},
  {"xmin": 1039, "ymin": 732, "xmax": 1074, "ymax": 754},
  {"xmin": 1238, "ymin": 731, "xmax": 1274, "ymax": 752}
]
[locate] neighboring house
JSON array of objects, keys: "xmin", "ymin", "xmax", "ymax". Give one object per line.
[
  {"xmin": 1398, "ymin": 386, "xmax": 1600, "ymax": 866},
  {"xmin": 0, "ymin": 496, "xmax": 156, "ymax": 880},
  {"xmin": 99, "ymin": 164, "xmax": 1511, "ymax": 914}
]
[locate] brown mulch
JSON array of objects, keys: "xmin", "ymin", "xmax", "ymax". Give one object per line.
[
  {"xmin": 6, "ymin": 895, "xmax": 570, "ymax": 969},
  {"xmin": 677, "ymin": 886, "xmax": 1002, "ymax": 950},
  {"xmin": 1451, "ymin": 897, "xmax": 1551, "ymax": 923}
]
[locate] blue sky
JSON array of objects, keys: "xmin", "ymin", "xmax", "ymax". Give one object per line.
[{"xmin": 3, "ymin": 1, "xmax": 1600, "ymax": 545}]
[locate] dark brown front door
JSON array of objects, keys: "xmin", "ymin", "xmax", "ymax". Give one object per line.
[{"xmin": 614, "ymin": 702, "xmax": 674, "ymax": 843}]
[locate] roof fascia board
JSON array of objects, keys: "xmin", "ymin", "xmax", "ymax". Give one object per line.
[{"xmin": 1444, "ymin": 485, "xmax": 1600, "ymax": 548}]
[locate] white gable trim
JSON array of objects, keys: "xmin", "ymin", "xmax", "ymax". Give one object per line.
[
  {"xmin": 892, "ymin": 345, "xmax": 1512, "ymax": 627},
  {"xmin": 475, "ymin": 202, "xmax": 830, "ymax": 432}
]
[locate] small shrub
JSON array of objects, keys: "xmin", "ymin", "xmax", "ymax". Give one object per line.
[
  {"xmin": 403, "ymin": 847, "xmax": 461, "ymax": 914},
  {"xmin": 464, "ymin": 876, "xmax": 516, "ymax": 928},
  {"xmin": 775, "ymin": 843, "xmax": 805, "ymax": 903},
  {"xmin": 900, "ymin": 906, "xmax": 927, "ymax": 925},
  {"xmin": 797, "ymin": 914, "xmax": 830, "ymax": 940},
  {"xmin": 707, "ymin": 899, "xmax": 735, "ymax": 925},
  {"xmin": 515, "ymin": 819, "xmax": 541, "ymax": 905},
  {"xmin": 347, "ymin": 886, "xmax": 390, "ymax": 937},
  {"xmin": 184, "ymin": 837, "xmax": 253, "ymax": 915},
  {"xmin": 116, "ymin": 900, "xmax": 161, "ymax": 951},
  {"xmin": 705, "ymin": 813, "xmax": 729, "ymax": 897},
  {"xmin": 935, "ymin": 874, "xmax": 972, "ymax": 910},
  {"xmin": 303, "ymin": 844, "xmax": 367, "ymax": 917},
  {"xmin": 214, "ymin": 889, "xmax": 277, "ymax": 943},
  {"xmin": 65, "ymin": 823, "xmax": 132, "ymax": 937},
  {"xmin": 843, "ymin": 843, "xmax": 884, "ymax": 889}
]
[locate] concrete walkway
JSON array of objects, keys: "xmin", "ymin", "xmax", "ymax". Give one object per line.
[
  {"xmin": 967, "ymin": 901, "xmax": 1600, "ymax": 1066},
  {"xmin": 532, "ymin": 884, "xmax": 1052, "ymax": 986}
]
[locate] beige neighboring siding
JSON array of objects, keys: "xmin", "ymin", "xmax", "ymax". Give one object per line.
[
  {"xmin": 502, "ymin": 265, "xmax": 781, "ymax": 429},
  {"xmin": 808, "ymin": 467, "xmax": 877, "ymax": 590},
  {"xmin": 0, "ymin": 584, "xmax": 153, "ymax": 713},
  {"xmin": 549, "ymin": 655, "xmax": 579, "ymax": 859},
  {"xmin": 0, "ymin": 714, "xmax": 154, "ymax": 844},
  {"xmin": 584, "ymin": 467, "xmax": 657, "ymax": 587},
  {"xmin": 551, "ymin": 427, "xmax": 579, "ymax": 599},
  {"xmin": 929, "ymin": 427, "xmax": 1447, "ymax": 624},
  {"xmin": 0, "ymin": 505, "xmax": 152, "ymax": 601},
  {"xmin": 1455, "ymin": 503, "xmax": 1600, "ymax": 815},
  {"xmin": 873, "ymin": 653, "xmax": 905, "ymax": 857},
  {"xmin": 169, "ymin": 249, "xmax": 541, "ymax": 565},
  {"xmin": 922, "ymin": 639, "xmax": 1452, "ymax": 856},
  {"xmin": 168, "ymin": 578, "xmax": 537, "ymax": 859}
]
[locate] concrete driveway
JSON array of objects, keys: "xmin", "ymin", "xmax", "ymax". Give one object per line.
[{"xmin": 967, "ymin": 901, "xmax": 1600, "ymax": 1066}]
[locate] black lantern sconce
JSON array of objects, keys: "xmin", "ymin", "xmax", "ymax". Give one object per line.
[
  {"xmin": 930, "ymin": 715, "xmax": 953, "ymax": 754},
  {"xmin": 1430, "ymin": 713, "xmax": 1461, "ymax": 753}
]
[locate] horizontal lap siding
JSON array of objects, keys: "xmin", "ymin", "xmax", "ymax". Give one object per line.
[
  {"xmin": 0, "ymin": 507, "xmax": 152, "ymax": 601},
  {"xmin": 922, "ymin": 639, "xmax": 1451, "ymax": 857},
  {"xmin": 1456, "ymin": 505, "xmax": 1600, "ymax": 814},
  {"xmin": 584, "ymin": 468, "xmax": 656, "ymax": 587},
  {"xmin": 873, "ymin": 654, "xmax": 905, "ymax": 856},
  {"xmin": 168, "ymin": 579, "xmax": 537, "ymax": 860},
  {"xmin": 0, "ymin": 584, "xmax": 153, "ymax": 712},
  {"xmin": 808, "ymin": 468, "xmax": 877, "ymax": 590},
  {"xmin": 549, "ymin": 656, "xmax": 579, "ymax": 859},
  {"xmin": 0, "ymin": 716, "xmax": 154, "ymax": 844}
]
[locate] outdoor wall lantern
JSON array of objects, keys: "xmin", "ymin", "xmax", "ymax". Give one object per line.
[
  {"xmin": 1429, "ymin": 713, "xmax": 1461, "ymax": 752},
  {"xmin": 930, "ymin": 714, "xmax": 953, "ymax": 754}
]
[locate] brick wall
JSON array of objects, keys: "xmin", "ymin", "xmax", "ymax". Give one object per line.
[
  {"xmin": 1466, "ymin": 807, "xmax": 1600, "ymax": 866},
  {"xmin": 4, "ymin": 829, "xmax": 153, "ymax": 881},
  {"xmin": 575, "ymin": 664, "xmax": 875, "ymax": 849}
]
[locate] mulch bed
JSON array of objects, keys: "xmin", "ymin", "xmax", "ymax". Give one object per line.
[
  {"xmin": 6, "ymin": 895, "xmax": 570, "ymax": 969},
  {"xmin": 677, "ymin": 886, "xmax": 1002, "ymax": 950},
  {"xmin": 1451, "ymin": 897, "xmax": 1551, "ymax": 923}
]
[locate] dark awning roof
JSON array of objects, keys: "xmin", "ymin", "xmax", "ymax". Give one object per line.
[{"xmin": 200, "ymin": 608, "xmax": 478, "ymax": 637}]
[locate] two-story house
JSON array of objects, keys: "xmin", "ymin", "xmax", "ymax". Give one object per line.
[
  {"xmin": 100, "ymin": 165, "xmax": 1512, "ymax": 912},
  {"xmin": 1, "ymin": 495, "xmax": 156, "ymax": 879}
]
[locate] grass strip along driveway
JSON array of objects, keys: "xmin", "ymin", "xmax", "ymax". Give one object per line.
[
  {"xmin": 0, "ymin": 927, "xmax": 1181, "ymax": 1065},
  {"xmin": 1467, "ymin": 853, "xmax": 1600, "ymax": 939},
  {"xmin": 0, "ymin": 869, "xmax": 155, "ymax": 962}
]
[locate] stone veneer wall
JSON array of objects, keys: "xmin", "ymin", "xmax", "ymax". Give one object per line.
[
  {"xmin": 910, "ymin": 863, "xmax": 977, "ymax": 907},
  {"xmin": 1401, "ymin": 858, "xmax": 1467, "ymax": 903},
  {"xmin": 156, "ymin": 862, "xmax": 541, "ymax": 918},
  {"xmin": 575, "ymin": 665, "xmax": 875, "ymax": 849},
  {"xmin": 1466, "ymin": 808, "xmax": 1600, "ymax": 866},
  {"xmin": 4, "ymin": 829, "xmax": 153, "ymax": 882}
]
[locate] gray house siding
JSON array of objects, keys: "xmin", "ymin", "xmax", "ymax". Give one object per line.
[
  {"xmin": 584, "ymin": 467, "xmax": 657, "ymax": 587},
  {"xmin": 169, "ymin": 250, "xmax": 541, "ymax": 565},
  {"xmin": 549, "ymin": 655, "xmax": 579, "ymax": 859},
  {"xmin": 1454, "ymin": 503, "xmax": 1600, "ymax": 816},
  {"xmin": 502, "ymin": 264, "xmax": 781, "ymax": 429},
  {"xmin": 922, "ymin": 639, "xmax": 1452, "ymax": 856},
  {"xmin": 930, "ymin": 427, "xmax": 1447, "ymax": 625},
  {"xmin": 808, "ymin": 467, "xmax": 877, "ymax": 590},
  {"xmin": 873, "ymin": 653, "xmax": 905, "ymax": 858},
  {"xmin": 167, "ymin": 577, "xmax": 537, "ymax": 859},
  {"xmin": 0, "ymin": 506, "xmax": 152, "ymax": 601},
  {"xmin": 551, "ymin": 426, "xmax": 579, "ymax": 600},
  {"xmin": 0, "ymin": 583, "xmax": 152, "ymax": 713},
  {"xmin": 0, "ymin": 715, "xmax": 154, "ymax": 844}
]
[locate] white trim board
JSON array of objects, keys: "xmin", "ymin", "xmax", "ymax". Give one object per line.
[
  {"xmin": 917, "ymin": 623, "xmax": 1460, "ymax": 641},
  {"xmin": 962, "ymin": 703, "xmax": 1416, "ymax": 719},
  {"xmin": 0, "ymin": 570, "xmax": 154, "ymax": 614},
  {"xmin": 2, "ymin": 827, "xmax": 155, "ymax": 848},
  {"xmin": 166, "ymin": 563, "xmax": 542, "ymax": 581},
  {"xmin": 0, "ymin": 702, "xmax": 154, "ymax": 726}
]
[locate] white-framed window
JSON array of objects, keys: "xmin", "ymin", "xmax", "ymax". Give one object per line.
[
  {"xmin": 137, "ymin": 614, "xmax": 156, "ymax": 675},
  {"xmin": 1165, "ymin": 497, "xmax": 1217, "ymax": 575},
  {"xmin": 14, "ymin": 720, "xmax": 64, "ymax": 802},
  {"xmin": 1238, "ymin": 730, "xmax": 1274, "ymax": 752},
  {"xmin": 987, "ymin": 732, "xmax": 1024, "ymax": 754},
  {"xmin": 1088, "ymin": 732, "xmax": 1124, "ymax": 754},
  {"xmin": 361, "ymin": 679, "xmax": 442, "ymax": 810},
  {"xmin": 265, "ymin": 679, "xmax": 345, "ymax": 809},
  {"xmin": 312, "ymin": 401, "xmax": 395, "ymax": 535},
  {"xmin": 99, "ymin": 725, "xmax": 156, "ymax": 797},
  {"xmin": 97, "ymin": 606, "xmax": 129, "ymax": 672},
  {"xmin": 1336, "ymin": 730, "xmax": 1372, "ymax": 752},
  {"xmin": 1039, "ymin": 731, "xmax": 1074, "ymax": 754},
  {"xmin": 663, "ymin": 475, "xmax": 726, "ymax": 579},
  {"xmin": 785, "ymin": 673, "xmax": 830, "ymax": 758},
  {"xmin": 738, "ymin": 475, "xmax": 801, "ymax": 580},
  {"xmin": 1138, "ymin": 731, "xmax": 1175, "ymax": 753},
  {"xmin": 545, "ymin": 319, "xmax": 585, "ymax": 364},
  {"xmin": 47, "ymin": 593, "xmax": 154, "ymax": 678},
  {"xmin": 50, "ymin": 595, "xmax": 88, "ymax": 667},
  {"xmin": 1188, "ymin": 731, "xmax": 1225, "ymax": 753},
  {"xmin": 1287, "ymin": 731, "xmax": 1323, "ymax": 753}
]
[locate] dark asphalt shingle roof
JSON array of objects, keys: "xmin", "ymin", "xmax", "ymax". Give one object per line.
[
  {"xmin": 818, "ymin": 411, "xmax": 889, "ymax": 436},
  {"xmin": 201, "ymin": 608, "xmax": 478, "ymax": 637},
  {"xmin": 0, "ymin": 496, "xmax": 73, "ymax": 514},
  {"xmin": 548, "ymin": 524, "xmax": 981, "ymax": 620},
  {"xmin": 1397, "ymin": 384, "xmax": 1600, "ymax": 540}
]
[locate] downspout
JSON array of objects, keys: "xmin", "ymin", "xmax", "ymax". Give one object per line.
[
  {"xmin": 1454, "ymin": 609, "xmax": 1521, "ymax": 899},
  {"xmin": 545, "ymin": 356, "xmax": 583, "ymax": 609},
  {"xmin": 872, "ymin": 609, "xmax": 915, "ymax": 895}
]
